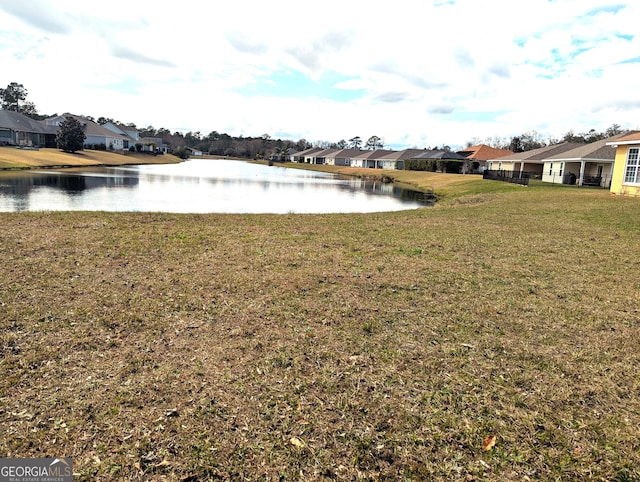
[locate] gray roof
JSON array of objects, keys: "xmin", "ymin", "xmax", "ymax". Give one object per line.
[
  {"xmin": 295, "ymin": 147, "xmax": 323, "ymax": 157},
  {"xmin": 411, "ymin": 149, "xmax": 466, "ymax": 160},
  {"xmin": 351, "ymin": 149, "xmax": 395, "ymax": 159},
  {"xmin": 330, "ymin": 148, "xmax": 363, "ymax": 158},
  {"xmin": 546, "ymin": 132, "xmax": 636, "ymax": 162},
  {"xmin": 313, "ymin": 148, "xmax": 341, "ymax": 158},
  {"xmin": 0, "ymin": 110, "xmax": 55, "ymax": 134},
  {"xmin": 492, "ymin": 142, "xmax": 583, "ymax": 161},
  {"xmin": 377, "ymin": 149, "xmax": 429, "ymax": 161},
  {"xmin": 46, "ymin": 114, "xmax": 128, "ymax": 140}
]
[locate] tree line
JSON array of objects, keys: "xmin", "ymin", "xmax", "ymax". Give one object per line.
[
  {"xmin": 465, "ymin": 125, "xmax": 626, "ymax": 153},
  {"xmin": 0, "ymin": 82, "xmax": 630, "ymax": 158}
]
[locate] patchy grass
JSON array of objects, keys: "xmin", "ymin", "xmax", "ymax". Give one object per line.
[
  {"xmin": 0, "ymin": 187, "xmax": 639, "ymax": 480},
  {"xmin": 0, "ymin": 147, "xmax": 182, "ymax": 169}
]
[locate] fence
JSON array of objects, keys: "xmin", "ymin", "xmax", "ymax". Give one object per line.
[
  {"xmin": 543, "ymin": 173, "xmax": 612, "ymax": 189},
  {"xmin": 483, "ymin": 170, "xmax": 530, "ymax": 186}
]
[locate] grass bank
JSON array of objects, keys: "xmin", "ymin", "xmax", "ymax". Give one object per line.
[
  {"xmin": 1, "ymin": 185, "xmax": 639, "ymax": 480},
  {"xmin": 257, "ymin": 160, "xmax": 526, "ymax": 201},
  {"xmin": 0, "ymin": 146, "xmax": 182, "ymax": 169}
]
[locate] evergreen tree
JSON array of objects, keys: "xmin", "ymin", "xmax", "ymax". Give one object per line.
[{"xmin": 56, "ymin": 116, "xmax": 86, "ymax": 153}]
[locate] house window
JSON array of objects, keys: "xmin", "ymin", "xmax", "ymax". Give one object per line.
[
  {"xmin": 549, "ymin": 163, "xmax": 553, "ymax": 176},
  {"xmin": 624, "ymin": 147, "xmax": 640, "ymax": 184},
  {"xmin": 498, "ymin": 162, "xmax": 502, "ymax": 171},
  {"xmin": 559, "ymin": 162, "xmax": 564, "ymax": 177}
]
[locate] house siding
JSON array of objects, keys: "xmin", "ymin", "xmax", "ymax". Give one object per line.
[{"xmin": 610, "ymin": 145, "xmax": 640, "ymax": 196}]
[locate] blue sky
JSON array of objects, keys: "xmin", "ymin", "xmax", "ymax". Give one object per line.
[{"xmin": 0, "ymin": 0, "xmax": 638, "ymax": 149}]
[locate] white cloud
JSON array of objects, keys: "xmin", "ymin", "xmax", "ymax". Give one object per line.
[{"xmin": 0, "ymin": 0, "xmax": 639, "ymax": 149}]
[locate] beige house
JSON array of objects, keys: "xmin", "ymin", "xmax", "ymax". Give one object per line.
[
  {"xmin": 373, "ymin": 149, "xmax": 426, "ymax": 170},
  {"xmin": 486, "ymin": 142, "xmax": 583, "ymax": 177},
  {"xmin": 323, "ymin": 149, "xmax": 363, "ymax": 166},
  {"xmin": 541, "ymin": 134, "xmax": 628, "ymax": 187},
  {"xmin": 350, "ymin": 150, "xmax": 395, "ymax": 168}
]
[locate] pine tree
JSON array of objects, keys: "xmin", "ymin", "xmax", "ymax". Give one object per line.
[{"xmin": 56, "ymin": 116, "xmax": 86, "ymax": 153}]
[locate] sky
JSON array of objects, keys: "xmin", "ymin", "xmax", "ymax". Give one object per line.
[{"xmin": 1, "ymin": 0, "xmax": 639, "ymax": 150}]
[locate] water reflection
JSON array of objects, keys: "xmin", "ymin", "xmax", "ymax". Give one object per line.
[{"xmin": 0, "ymin": 159, "xmax": 434, "ymax": 213}]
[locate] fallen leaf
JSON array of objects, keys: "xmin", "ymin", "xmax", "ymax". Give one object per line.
[
  {"xmin": 482, "ymin": 435, "xmax": 497, "ymax": 451},
  {"xmin": 156, "ymin": 459, "xmax": 171, "ymax": 468},
  {"xmin": 289, "ymin": 437, "xmax": 305, "ymax": 448}
]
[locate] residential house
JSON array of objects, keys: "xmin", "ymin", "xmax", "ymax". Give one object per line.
[
  {"xmin": 291, "ymin": 147, "xmax": 322, "ymax": 163},
  {"xmin": 541, "ymin": 134, "xmax": 629, "ymax": 187},
  {"xmin": 373, "ymin": 149, "xmax": 425, "ymax": 170},
  {"xmin": 457, "ymin": 144, "xmax": 513, "ymax": 173},
  {"xmin": 142, "ymin": 137, "xmax": 169, "ymax": 153},
  {"xmin": 606, "ymin": 131, "xmax": 640, "ymax": 196},
  {"xmin": 45, "ymin": 114, "xmax": 129, "ymax": 151},
  {"xmin": 350, "ymin": 150, "xmax": 395, "ymax": 168},
  {"xmin": 486, "ymin": 142, "xmax": 583, "ymax": 177},
  {"xmin": 102, "ymin": 123, "xmax": 169, "ymax": 153},
  {"xmin": 0, "ymin": 110, "xmax": 57, "ymax": 147},
  {"xmin": 324, "ymin": 149, "xmax": 363, "ymax": 166},
  {"xmin": 102, "ymin": 122, "xmax": 140, "ymax": 150},
  {"xmin": 308, "ymin": 148, "xmax": 341, "ymax": 164},
  {"xmin": 404, "ymin": 150, "xmax": 468, "ymax": 172}
]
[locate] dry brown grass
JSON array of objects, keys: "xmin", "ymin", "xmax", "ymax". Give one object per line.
[
  {"xmin": 0, "ymin": 147, "xmax": 182, "ymax": 169},
  {"xmin": 0, "ymin": 187, "xmax": 639, "ymax": 480}
]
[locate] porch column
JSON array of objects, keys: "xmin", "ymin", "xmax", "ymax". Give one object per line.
[{"xmin": 578, "ymin": 161, "xmax": 585, "ymax": 186}]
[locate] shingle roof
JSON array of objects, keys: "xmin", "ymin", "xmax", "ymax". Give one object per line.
[
  {"xmin": 295, "ymin": 147, "xmax": 323, "ymax": 157},
  {"xmin": 411, "ymin": 150, "xmax": 466, "ymax": 160},
  {"xmin": 605, "ymin": 131, "xmax": 640, "ymax": 145},
  {"xmin": 0, "ymin": 110, "xmax": 52, "ymax": 134},
  {"xmin": 546, "ymin": 133, "xmax": 634, "ymax": 162},
  {"xmin": 313, "ymin": 148, "xmax": 341, "ymax": 158},
  {"xmin": 351, "ymin": 149, "xmax": 395, "ymax": 159},
  {"xmin": 491, "ymin": 142, "xmax": 583, "ymax": 161},
  {"xmin": 457, "ymin": 144, "xmax": 513, "ymax": 160},
  {"xmin": 46, "ymin": 114, "xmax": 129, "ymax": 140},
  {"xmin": 330, "ymin": 149, "xmax": 363, "ymax": 158},
  {"xmin": 376, "ymin": 149, "xmax": 425, "ymax": 160}
]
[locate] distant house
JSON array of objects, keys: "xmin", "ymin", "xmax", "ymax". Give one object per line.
[
  {"xmin": 0, "ymin": 110, "xmax": 57, "ymax": 148},
  {"xmin": 404, "ymin": 150, "xmax": 467, "ymax": 172},
  {"xmin": 101, "ymin": 123, "xmax": 169, "ymax": 153},
  {"xmin": 291, "ymin": 147, "xmax": 322, "ymax": 163},
  {"xmin": 308, "ymin": 148, "xmax": 340, "ymax": 164},
  {"xmin": 541, "ymin": 134, "xmax": 628, "ymax": 187},
  {"xmin": 486, "ymin": 143, "xmax": 583, "ymax": 177},
  {"xmin": 45, "ymin": 114, "xmax": 129, "ymax": 151},
  {"xmin": 350, "ymin": 149, "xmax": 395, "ymax": 168},
  {"xmin": 324, "ymin": 149, "xmax": 363, "ymax": 166},
  {"xmin": 606, "ymin": 131, "xmax": 640, "ymax": 196},
  {"xmin": 373, "ymin": 149, "xmax": 425, "ymax": 170},
  {"xmin": 457, "ymin": 144, "xmax": 513, "ymax": 173},
  {"xmin": 102, "ymin": 122, "xmax": 139, "ymax": 150}
]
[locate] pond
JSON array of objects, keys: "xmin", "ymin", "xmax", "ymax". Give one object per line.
[{"xmin": 0, "ymin": 159, "xmax": 434, "ymax": 213}]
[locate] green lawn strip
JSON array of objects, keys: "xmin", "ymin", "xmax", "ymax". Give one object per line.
[{"xmin": 0, "ymin": 189, "xmax": 639, "ymax": 480}]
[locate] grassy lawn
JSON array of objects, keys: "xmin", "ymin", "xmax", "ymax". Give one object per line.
[{"xmin": 0, "ymin": 164, "xmax": 639, "ymax": 480}]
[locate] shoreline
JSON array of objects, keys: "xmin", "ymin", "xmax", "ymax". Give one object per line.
[{"xmin": 0, "ymin": 147, "xmax": 524, "ymax": 201}]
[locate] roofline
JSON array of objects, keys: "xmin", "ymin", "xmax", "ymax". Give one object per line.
[
  {"xmin": 543, "ymin": 157, "xmax": 615, "ymax": 162},
  {"xmin": 606, "ymin": 140, "xmax": 640, "ymax": 147}
]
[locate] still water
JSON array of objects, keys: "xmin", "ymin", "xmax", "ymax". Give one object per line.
[{"xmin": 0, "ymin": 159, "xmax": 434, "ymax": 213}]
